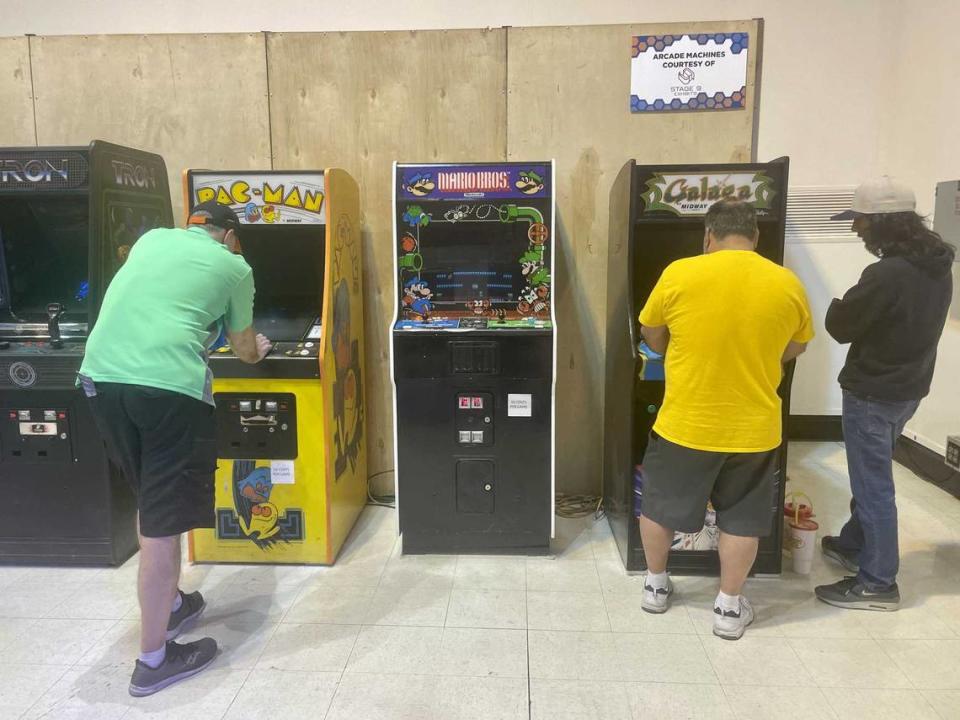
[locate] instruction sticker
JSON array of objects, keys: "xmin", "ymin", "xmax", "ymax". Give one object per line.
[
  {"xmin": 271, "ymin": 460, "xmax": 295, "ymax": 484},
  {"xmin": 507, "ymin": 394, "xmax": 533, "ymax": 417}
]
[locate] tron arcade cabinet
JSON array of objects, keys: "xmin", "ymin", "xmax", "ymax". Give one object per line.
[
  {"xmin": 0, "ymin": 141, "xmax": 173, "ymax": 565},
  {"xmin": 185, "ymin": 169, "xmax": 366, "ymax": 564},
  {"xmin": 391, "ymin": 161, "xmax": 556, "ymax": 553},
  {"xmin": 603, "ymin": 158, "xmax": 792, "ymax": 574}
]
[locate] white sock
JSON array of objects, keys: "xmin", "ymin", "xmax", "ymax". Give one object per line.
[
  {"xmin": 172, "ymin": 591, "xmax": 183, "ymax": 613},
  {"xmin": 646, "ymin": 571, "xmax": 669, "ymax": 589},
  {"xmin": 716, "ymin": 591, "xmax": 740, "ymax": 612},
  {"xmin": 139, "ymin": 645, "xmax": 166, "ymax": 669}
]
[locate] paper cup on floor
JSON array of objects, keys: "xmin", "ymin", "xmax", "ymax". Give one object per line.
[{"xmin": 786, "ymin": 517, "xmax": 819, "ymax": 575}]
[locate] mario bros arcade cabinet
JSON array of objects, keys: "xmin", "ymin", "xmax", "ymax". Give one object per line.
[
  {"xmin": 391, "ymin": 162, "xmax": 556, "ymax": 554},
  {"xmin": 603, "ymin": 158, "xmax": 793, "ymax": 575},
  {"xmin": 0, "ymin": 141, "xmax": 173, "ymax": 565},
  {"xmin": 185, "ymin": 169, "xmax": 366, "ymax": 564}
]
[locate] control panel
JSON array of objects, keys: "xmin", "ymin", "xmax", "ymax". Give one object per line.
[
  {"xmin": 455, "ymin": 392, "xmax": 493, "ymax": 446},
  {"xmin": 0, "ymin": 408, "xmax": 73, "ymax": 463},
  {"xmin": 210, "ymin": 342, "xmax": 320, "ymax": 380},
  {"xmin": 212, "ymin": 341, "xmax": 320, "ymax": 359},
  {"xmin": 215, "ymin": 392, "xmax": 298, "ymax": 460},
  {"xmin": 0, "ymin": 341, "xmax": 86, "ymax": 390}
]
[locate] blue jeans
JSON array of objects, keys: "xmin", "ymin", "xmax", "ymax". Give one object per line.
[{"xmin": 837, "ymin": 390, "xmax": 919, "ymax": 590}]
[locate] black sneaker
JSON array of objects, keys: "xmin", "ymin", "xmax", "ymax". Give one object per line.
[
  {"xmin": 821, "ymin": 536, "xmax": 860, "ymax": 573},
  {"xmin": 815, "ymin": 576, "xmax": 900, "ymax": 612},
  {"xmin": 129, "ymin": 638, "xmax": 218, "ymax": 697},
  {"xmin": 167, "ymin": 590, "xmax": 206, "ymax": 641}
]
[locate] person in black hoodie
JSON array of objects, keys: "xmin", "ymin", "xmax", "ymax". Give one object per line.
[{"xmin": 815, "ymin": 176, "xmax": 955, "ymax": 611}]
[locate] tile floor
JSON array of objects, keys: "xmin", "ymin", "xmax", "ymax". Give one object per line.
[{"xmin": 4, "ymin": 441, "xmax": 960, "ymax": 719}]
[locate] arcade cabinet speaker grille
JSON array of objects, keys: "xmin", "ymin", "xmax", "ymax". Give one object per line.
[{"xmin": 450, "ymin": 341, "xmax": 499, "ymax": 375}]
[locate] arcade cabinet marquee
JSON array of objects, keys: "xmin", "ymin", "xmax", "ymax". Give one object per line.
[
  {"xmin": 0, "ymin": 141, "xmax": 173, "ymax": 565},
  {"xmin": 603, "ymin": 158, "xmax": 793, "ymax": 575},
  {"xmin": 185, "ymin": 169, "xmax": 367, "ymax": 565},
  {"xmin": 391, "ymin": 161, "xmax": 557, "ymax": 554}
]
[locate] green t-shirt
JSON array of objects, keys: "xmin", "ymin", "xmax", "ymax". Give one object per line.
[{"xmin": 80, "ymin": 226, "xmax": 254, "ymax": 403}]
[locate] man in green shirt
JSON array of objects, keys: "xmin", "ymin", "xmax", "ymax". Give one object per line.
[{"xmin": 80, "ymin": 201, "xmax": 271, "ymax": 696}]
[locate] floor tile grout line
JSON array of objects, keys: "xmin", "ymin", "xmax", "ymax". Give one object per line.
[
  {"xmin": 14, "ymin": 614, "xmax": 126, "ymax": 720},
  {"xmin": 11, "ymin": 661, "xmax": 72, "ymax": 720},
  {"xmin": 439, "ymin": 555, "xmax": 459, "ymax": 630},
  {"xmin": 217, "ymin": 666, "xmax": 257, "ymax": 720}
]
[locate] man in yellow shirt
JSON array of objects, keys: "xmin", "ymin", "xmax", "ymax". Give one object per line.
[{"xmin": 638, "ymin": 199, "xmax": 814, "ymax": 640}]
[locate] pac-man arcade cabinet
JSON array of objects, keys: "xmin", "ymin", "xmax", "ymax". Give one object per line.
[
  {"xmin": 0, "ymin": 141, "xmax": 173, "ymax": 565},
  {"xmin": 603, "ymin": 158, "xmax": 792, "ymax": 574},
  {"xmin": 391, "ymin": 161, "xmax": 556, "ymax": 554},
  {"xmin": 185, "ymin": 169, "xmax": 366, "ymax": 564}
]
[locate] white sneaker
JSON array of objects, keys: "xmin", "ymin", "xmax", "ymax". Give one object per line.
[
  {"xmin": 713, "ymin": 596, "xmax": 754, "ymax": 640},
  {"xmin": 641, "ymin": 575, "xmax": 673, "ymax": 614}
]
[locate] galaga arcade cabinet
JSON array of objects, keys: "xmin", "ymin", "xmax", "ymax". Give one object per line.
[
  {"xmin": 0, "ymin": 141, "xmax": 173, "ymax": 565},
  {"xmin": 185, "ymin": 169, "xmax": 366, "ymax": 564},
  {"xmin": 603, "ymin": 158, "xmax": 792, "ymax": 574},
  {"xmin": 391, "ymin": 161, "xmax": 557, "ymax": 553}
]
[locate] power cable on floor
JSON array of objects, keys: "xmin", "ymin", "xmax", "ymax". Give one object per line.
[
  {"xmin": 367, "ymin": 469, "xmax": 396, "ymax": 508},
  {"xmin": 555, "ymin": 494, "xmax": 604, "ymax": 519}
]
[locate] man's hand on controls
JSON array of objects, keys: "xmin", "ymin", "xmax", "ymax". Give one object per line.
[
  {"xmin": 227, "ymin": 326, "xmax": 271, "ymax": 364},
  {"xmin": 255, "ymin": 333, "xmax": 273, "ymax": 362}
]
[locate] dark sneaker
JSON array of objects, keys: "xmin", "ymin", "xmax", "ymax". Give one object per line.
[
  {"xmin": 713, "ymin": 596, "xmax": 755, "ymax": 640},
  {"xmin": 167, "ymin": 590, "xmax": 206, "ymax": 641},
  {"xmin": 821, "ymin": 536, "xmax": 860, "ymax": 573},
  {"xmin": 815, "ymin": 576, "xmax": 900, "ymax": 612},
  {"xmin": 641, "ymin": 576, "xmax": 673, "ymax": 614},
  {"xmin": 129, "ymin": 638, "xmax": 218, "ymax": 697}
]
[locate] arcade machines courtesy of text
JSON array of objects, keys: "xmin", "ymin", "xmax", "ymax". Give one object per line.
[
  {"xmin": 0, "ymin": 141, "xmax": 173, "ymax": 565},
  {"xmin": 185, "ymin": 169, "xmax": 366, "ymax": 564},
  {"xmin": 391, "ymin": 161, "xmax": 556, "ymax": 553},
  {"xmin": 603, "ymin": 158, "xmax": 792, "ymax": 574}
]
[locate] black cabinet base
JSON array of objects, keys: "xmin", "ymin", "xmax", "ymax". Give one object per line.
[
  {"xmin": 0, "ymin": 536, "xmax": 137, "ymax": 567},
  {"xmin": 623, "ymin": 547, "xmax": 782, "ymax": 575},
  {"xmin": 402, "ymin": 531, "xmax": 550, "ymax": 555}
]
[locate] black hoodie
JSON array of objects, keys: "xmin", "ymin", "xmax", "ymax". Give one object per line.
[{"xmin": 825, "ymin": 244, "xmax": 954, "ymax": 401}]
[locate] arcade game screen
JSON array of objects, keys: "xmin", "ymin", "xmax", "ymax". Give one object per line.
[
  {"xmin": 240, "ymin": 225, "xmax": 324, "ymax": 341},
  {"xmin": 417, "ymin": 220, "xmax": 525, "ymax": 306},
  {"xmin": 396, "ymin": 202, "xmax": 552, "ymax": 329},
  {"xmin": 0, "ymin": 197, "xmax": 89, "ymax": 326}
]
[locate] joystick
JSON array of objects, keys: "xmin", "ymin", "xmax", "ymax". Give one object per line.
[{"xmin": 47, "ymin": 303, "xmax": 65, "ymax": 349}]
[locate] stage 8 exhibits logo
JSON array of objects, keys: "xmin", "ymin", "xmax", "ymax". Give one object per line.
[{"xmin": 642, "ymin": 172, "xmax": 776, "ymax": 216}]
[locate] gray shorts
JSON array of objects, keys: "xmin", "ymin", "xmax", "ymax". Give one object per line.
[{"xmin": 640, "ymin": 431, "xmax": 779, "ymax": 537}]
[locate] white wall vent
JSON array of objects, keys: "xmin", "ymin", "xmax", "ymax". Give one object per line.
[{"xmin": 785, "ymin": 186, "xmax": 860, "ymax": 244}]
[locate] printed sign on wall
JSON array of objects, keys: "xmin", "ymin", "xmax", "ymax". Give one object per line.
[
  {"xmin": 630, "ymin": 33, "xmax": 749, "ymax": 113},
  {"xmin": 190, "ymin": 172, "xmax": 325, "ymax": 225}
]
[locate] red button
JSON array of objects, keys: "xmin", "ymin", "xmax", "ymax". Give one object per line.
[
  {"xmin": 471, "ymin": 397, "xmax": 484, "ymax": 409},
  {"xmin": 58, "ymin": 412, "xmax": 66, "ymax": 420},
  {"xmin": 8, "ymin": 412, "xmax": 16, "ymax": 420},
  {"xmin": 458, "ymin": 397, "xmax": 471, "ymax": 409}
]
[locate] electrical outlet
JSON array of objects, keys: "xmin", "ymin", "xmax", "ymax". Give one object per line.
[{"xmin": 946, "ymin": 435, "xmax": 960, "ymax": 472}]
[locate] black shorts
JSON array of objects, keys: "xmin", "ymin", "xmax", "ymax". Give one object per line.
[
  {"xmin": 87, "ymin": 383, "xmax": 217, "ymax": 538},
  {"xmin": 640, "ymin": 431, "xmax": 780, "ymax": 537}
]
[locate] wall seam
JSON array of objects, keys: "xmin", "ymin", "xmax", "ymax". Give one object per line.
[
  {"xmin": 25, "ymin": 34, "xmax": 39, "ymax": 145},
  {"xmin": 263, "ymin": 31, "xmax": 275, "ymax": 170}
]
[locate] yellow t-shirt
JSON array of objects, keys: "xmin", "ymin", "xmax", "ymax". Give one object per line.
[{"xmin": 639, "ymin": 250, "xmax": 814, "ymax": 453}]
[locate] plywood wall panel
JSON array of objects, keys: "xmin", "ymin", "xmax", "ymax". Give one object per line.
[
  {"xmin": 508, "ymin": 21, "xmax": 759, "ymax": 494},
  {"xmin": 30, "ymin": 33, "xmax": 271, "ymax": 220},
  {"xmin": 0, "ymin": 36, "xmax": 36, "ymax": 146},
  {"xmin": 267, "ymin": 29, "xmax": 507, "ymax": 484}
]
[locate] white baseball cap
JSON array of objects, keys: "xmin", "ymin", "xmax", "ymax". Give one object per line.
[{"xmin": 831, "ymin": 176, "xmax": 916, "ymax": 220}]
